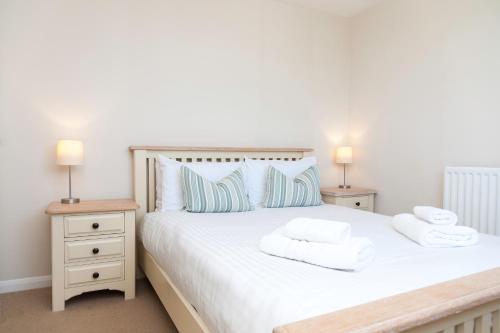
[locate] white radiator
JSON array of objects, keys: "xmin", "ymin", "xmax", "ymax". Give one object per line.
[{"xmin": 444, "ymin": 167, "xmax": 500, "ymax": 235}]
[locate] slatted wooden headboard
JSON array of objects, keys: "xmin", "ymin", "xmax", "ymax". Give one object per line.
[{"xmin": 129, "ymin": 146, "xmax": 313, "ymax": 221}]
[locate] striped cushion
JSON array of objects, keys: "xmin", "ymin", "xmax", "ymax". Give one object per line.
[
  {"xmin": 181, "ymin": 166, "xmax": 252, "ymax": 213},
  {"xmin": 263, "ymin": 166, "xmax": 322, "ymax": 208}
]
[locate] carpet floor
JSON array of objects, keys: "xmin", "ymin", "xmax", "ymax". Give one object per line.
[{"xmin": 0, "ymin": 279, "xmax": 178, "ymax": 333}]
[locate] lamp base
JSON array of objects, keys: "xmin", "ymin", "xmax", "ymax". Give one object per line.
[
  {"xmin": 61, "ymin": 198, "xmax": 80, "ymax": 204},
  {"xmin": 338, "ymin": 185, "xmax": 351, "ymax": 189}
]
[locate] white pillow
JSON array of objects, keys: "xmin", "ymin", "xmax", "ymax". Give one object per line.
[
  {"xmin": 244, "ymin": 156, "xmax": 318, "ymax": 208},
  {"xmin": 156, "ymin": 155, "xmax": 244, "ymax": 211}
]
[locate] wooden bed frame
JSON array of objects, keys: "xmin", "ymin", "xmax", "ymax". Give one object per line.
[{"xmin": 130, "ymin": 146, "xmax": 500, "ymax": 333}]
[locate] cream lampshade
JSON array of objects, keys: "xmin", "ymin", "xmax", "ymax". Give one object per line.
[
  {"xmin": 336, "ymin": 146, "xmax": 352, "ymax": 189},
  {"xmin": 57, "ymin": 140, "xmax": 84, "ymax": 165},
  {"xmin": 336, "ymin": 146, "xmax": 352, "ymax": 164},
  {"xmin": 56, "ymin": 140, "xmax": 84, "ymax": 204}
]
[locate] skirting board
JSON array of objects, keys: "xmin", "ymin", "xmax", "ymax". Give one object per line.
[
  {"xmin": 0, "ymin": 275, "xmax": 51, "ymax": 294},
  {"xmin": 0, "ymin": 275, "xmax": 145, "ymax": 294}
]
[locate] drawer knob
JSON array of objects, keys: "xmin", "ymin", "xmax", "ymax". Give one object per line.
[
  {"xmin": 92, "ymin": 222, "xmax": 99, "ymax": 229},
  {"xmin": 355, "ymin": 202, "xmax": 361, "ymax": 207},
  {"xmin": 92, "ymin": 248, "xmax": 99, "ymax": 254},
  {"xmin": 92, "ymin": 272, "xmax": 100, "ymax": 279}
]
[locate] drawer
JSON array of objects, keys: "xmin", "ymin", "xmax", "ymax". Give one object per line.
[
  {"xmin": 335, "ymin": 195, "xmax": 370, "ymax": 210},
  {"xmin": 65, "ymin": 237, "xmax": 124, "ymax": 263},
  {"xmin": 65, "ymin": 260, "xmax": 124, "ymax": 288},
  {"xmin": 64, "ymin": 213, "xmax": 124, "ymax": 237}
]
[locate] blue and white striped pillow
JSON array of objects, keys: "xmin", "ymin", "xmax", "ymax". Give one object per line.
[
  {"xmin": 263, "ymin": 166, "xmax": 322, "ymax": 208},
  {"xmin": 181, "ymin": 166, "xmax": 252, "ymax": 213}
]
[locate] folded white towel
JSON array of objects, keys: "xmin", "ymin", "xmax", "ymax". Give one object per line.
[
  {"xmin": 284, "ymin": 217, "xmax": 351, "ymax": 244},
  {"xmin": 393, "ymin": 214, "xmax": 478, "ymax": 247},
  {"xmin": 260, "ymin": 228, "xmax": 375, "ymax": 271},
  {"xmin": 413, "ymin": 206, "xmax": 458, "ymax": 225}
]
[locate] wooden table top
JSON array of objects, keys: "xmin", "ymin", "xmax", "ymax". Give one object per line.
[
  {"xmin": 320, "ymin": 187, "xmax": 377, "ymax": 197},
  {"xmin": 46, "ymin": 199, "xmax": 139, "ymax": 215}
]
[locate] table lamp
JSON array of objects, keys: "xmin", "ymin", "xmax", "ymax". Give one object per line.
[
  {"xmin": 336, "ymin": 146, "xmax": 352, "ymax": 189},
  {"xmin": 56, "ymin": 140, "xmax": 83, "ymax": 204}
]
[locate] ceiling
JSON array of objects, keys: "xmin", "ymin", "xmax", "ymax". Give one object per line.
[{"xmin": 281, "ymin": 0, "xmax": 384, "ymax": 17}]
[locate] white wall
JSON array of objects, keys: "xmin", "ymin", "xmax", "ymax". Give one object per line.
[
  {"xmin": 0, "ymin": 0, "xmax": 350, "ymax": 280},
  {"xmin": 348, "ymin": 0, "xmax": 500, "ymax": 215}
]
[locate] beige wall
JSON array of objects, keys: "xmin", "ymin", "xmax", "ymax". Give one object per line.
[
  {"xmin": 3, "ymin": 0, "xmax": 499, "ymax": 282},
  {"xmin": 348, "ymin": 0, "xmax": 500, "ymax": 215},
  {"xmin": 0, "ymin": 0, "xmax": 350, "ymax": 280}
]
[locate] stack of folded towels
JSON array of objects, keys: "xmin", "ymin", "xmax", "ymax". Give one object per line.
[
  {"xmin": 259, "ymin": 217, "xmax": 375, "ymax": 271},
  {"xmin": 393, "ymin": 206, "xmax": 479, "ymax": 247}
]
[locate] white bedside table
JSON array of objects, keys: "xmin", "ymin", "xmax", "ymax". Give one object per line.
[
  {"xmin": 46, "ymin": 199, "xmax": 139, "ymax": 311},
  {"xmin": 321, "ymin": 187, "xmax": 376, "ymax": 212}
]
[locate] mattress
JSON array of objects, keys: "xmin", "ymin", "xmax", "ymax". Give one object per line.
[{"xmin": 139, "ymin": 205, "xmax": 500, "ymax": 333}]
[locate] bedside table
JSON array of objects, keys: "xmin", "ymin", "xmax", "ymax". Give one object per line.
[
  {"xmin": 321, "ymin": 187, "xmax": 376, "ymax": 212},
  {"xmin": 46, "ymin": 199, "xmax": 139, "ymax": 311}
]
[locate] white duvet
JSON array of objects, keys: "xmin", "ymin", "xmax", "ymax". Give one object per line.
[{"xmin": 139, "ymin": 205, "xmax": 500, "ymax": 333}]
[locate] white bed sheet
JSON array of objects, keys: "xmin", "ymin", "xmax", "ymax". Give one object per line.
[{"xmin": 139, "ymin": 205, "xmax": 500, "ymax": 333}]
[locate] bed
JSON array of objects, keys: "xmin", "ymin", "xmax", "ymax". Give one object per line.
[{"xmin": 130, "ymin": 146, "xmax": 500, "ymax": 333}]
